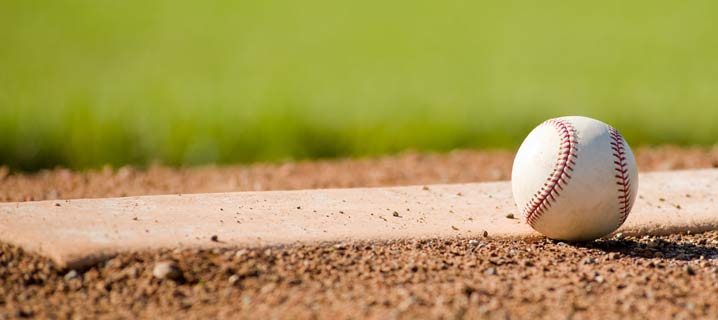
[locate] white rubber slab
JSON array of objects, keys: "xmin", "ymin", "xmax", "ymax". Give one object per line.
[{"xmin": 1, "ymin": 169, "xmax": 716, "ymax": 269}]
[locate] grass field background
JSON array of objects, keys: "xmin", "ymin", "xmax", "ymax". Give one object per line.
[{"xmin": 1, "ymin": 1, "xmax": 717, "ymax": 171}]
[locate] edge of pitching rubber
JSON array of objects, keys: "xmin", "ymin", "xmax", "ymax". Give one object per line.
[{"xmin": 1, "ymin": 169, "xmax": 717, "ymax": 270}]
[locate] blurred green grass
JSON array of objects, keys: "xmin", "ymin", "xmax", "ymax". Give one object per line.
[{"xmin": 1, "ymin": 1, "xmax": 717, "ymax": 171}]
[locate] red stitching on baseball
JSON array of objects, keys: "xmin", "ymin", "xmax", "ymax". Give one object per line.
[
  {"xmin": 609, "ymin": 126, "xmax": 632, "ymax": 225},
  {"xmin": 523, "ymin": 119, "xmax": 578, "ymax": 226}
]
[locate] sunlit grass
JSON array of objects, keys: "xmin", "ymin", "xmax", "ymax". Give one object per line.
[{"xmin": 1, "ymin": 0, "xmax": 717, "ymax": 170}]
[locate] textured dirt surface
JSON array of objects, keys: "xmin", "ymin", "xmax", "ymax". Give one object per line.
[
  {"xmin": 2, "ymin": 146, "xmax": 718, "ymax": 203},
  {"xmin": 2, "ymin": 146, "xmax": 718, "ymax": 319}
]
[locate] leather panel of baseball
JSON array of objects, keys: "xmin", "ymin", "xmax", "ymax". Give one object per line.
[{"xmin": 511, "ymin": 116, "xmax": 639, "ymax": 241}]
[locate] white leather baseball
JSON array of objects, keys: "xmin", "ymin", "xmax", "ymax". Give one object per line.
[{"xmin": 511, "ymin": 116, "xmax": 638, "ymax": 241}]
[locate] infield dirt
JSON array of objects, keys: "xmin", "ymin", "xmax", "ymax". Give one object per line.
[{"xmin": 1, "ymin": 146, "xmax": 718, "ymax": 319}]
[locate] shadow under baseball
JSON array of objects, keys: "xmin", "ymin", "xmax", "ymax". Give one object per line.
[{"xmin": 574, "ymin": 238, "xmax": 718, "ymax": 262}]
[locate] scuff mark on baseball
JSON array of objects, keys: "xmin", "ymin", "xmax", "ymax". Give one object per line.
[{"xmin": 511, "ymin": 116, "xmax": 639, "ymax": 241}]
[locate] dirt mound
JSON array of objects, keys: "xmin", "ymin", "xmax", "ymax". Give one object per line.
[{"xmin": 1, "ymin": 146, "xmax": 718, "ymax": 319}]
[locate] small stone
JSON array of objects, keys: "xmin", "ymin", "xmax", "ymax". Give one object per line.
[
  {"xmin": 393, "ymin": 212, "xmax": 400, "ymax": 217},
  {"xmin": 456, "ymin": 192, "xmax": 463, "ymax": 196},
  {"xmin": 684, "ymin": 265, "xmax": 696, "ymax": 276},
  {"xmin": 483, "ymin": 231, "xmax": 489, "ymax": 237},
  {"xmin": 451, "ymin": 225, "xmax": 459, "ymax": 231},
  {"xmin": 594, "ymin": 275, "xmax": 605, "ymax": 283},
  {"xmin": 211, "ymin": 235, "xmax": 219, "ymax": 242},
  {"xmin": 613, "ymin": 233, "xmax": 624, "ymax": 240},
  {"xmin": 484, "ymin": 268, "xmax": 496, "ymax": 275},
  {"xmin": 55, "ymin": 203, "xmax": 61, "ymax": 207},
  {"xmin": 422, "ymin": 186, "xmax": 430, "ymax": 191},
  {"xmin": 235, "ymin": 249, "xmax": 248, "ymax": 258},
  {"xmin": 505, "ymin": 213, "xmax": 515, "ymax": 219},
  {"xmin": 228, "ymin": 274, "xmax": 240, "ymax": 285},
  {"xmin": 153, "ymin": 261, "xmax": 183, "ymax": 280},
  {"xmin": 64, "ymin": 270, "xmax": 79, "ymax": 281},
  {"xmin": 468, "ymin": 239, "xmax": 480, "ymax": 246}
]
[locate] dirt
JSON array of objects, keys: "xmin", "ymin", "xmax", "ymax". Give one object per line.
[
  {"xmin": 2, "ymin": 146, "xmax": 717, "ymax": 203},
  {"xmin": 1, "ymin": 146, "xmax": 718, "ymax": 319}
]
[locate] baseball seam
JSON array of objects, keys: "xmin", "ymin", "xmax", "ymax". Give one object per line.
[
  {"xmin": 609, "ymin": 126, "xmax": 632, "ymax": 225},
  {"xmin": 523, "ymin": 119, "xmax": 578, "ymax": 227}
]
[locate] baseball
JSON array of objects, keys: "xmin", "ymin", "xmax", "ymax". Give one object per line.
[{"xmin": 511, "ymin": 116, "xmax": 639, "ymax": 241}]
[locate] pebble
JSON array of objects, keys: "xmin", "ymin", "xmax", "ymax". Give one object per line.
[
  {"xmin": 228, "ymin": 274, "xmax": 240, "ymax": 285},
  {"xmin": 468, "ymin": 239, "xmax": 480, "ymax": 247},
  {"xmin": 484, "ymin": 268, "xmax": 497, "ymax": 275},
  {"xmin": 505, "ymin": 213, "xmax": 515, "ymax": 219},
  {"xmin": 684, "ymin": 265, "xmax": 696, "ymax": 276},
  {"xmin": 64, "ymin": 270, "xmax": 79, "ymax": 281},
  {"xmin": 153, "ymin": 261, "xmax": 183, "ymax": 280},
  {"xmin": 235, "ymin": 249, "xmax": 249, "ymax": 258}
]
